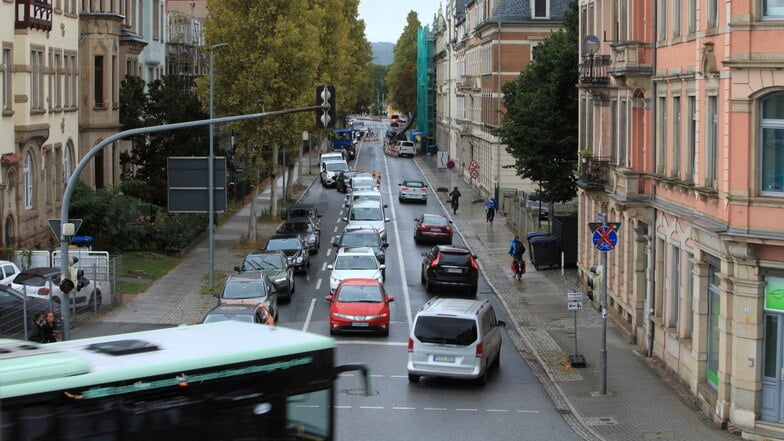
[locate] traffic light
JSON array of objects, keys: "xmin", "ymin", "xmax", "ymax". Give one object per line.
[
  {"xmin": 316, "ymin": 85, "xmax": 336, "ymax": 128},
  {"xmin": 59, "ymin": 256, "xmax": 79, "ymax": 294}
]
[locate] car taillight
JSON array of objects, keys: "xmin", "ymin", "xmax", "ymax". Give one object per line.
[
  {"xmin": 430, "ymin": 253, "xmax": 440, "ymax": 267},
  {"xmin": 38, "ymin": 287, "xmax": 50, "ymax": 295},
  {"xmin": 475, "ymin": 341, "xmax": 484, "ymax": 358},
  {"xmin": 401, "ymin": 187, "xmax": 409, "ymax": 191},
  {"xmin": 444, "ymin": 226, "xmax": 452, "ymax": 233},
  {"xmin": 421, "ymin": 188, "xmax": 427, "ymax": 192},
  {"xmin": 470, "ymin": 255, "xmax": 479, "ymax": 270},
  {"xmin": 408, "ymin": 338, "xmax": 414, "ymax": 352}
]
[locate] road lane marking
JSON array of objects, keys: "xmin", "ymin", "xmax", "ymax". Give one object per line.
[
  {"xmin": 424, "ymin": 408, "xmax": 447, "ymax": 411},
  {"xmin": 456, "ymin": 408, "xmax": 479, "ymax": 412},
  {"xmin": 393, "ymin": 407, "xmax": 415, "ymax": 411},
  {"xmin": 360, "ymin": 406, "xmax": 384, "ymax": 410},
  {"xmin": 301, "ymin": 298, "xmax": 316, "ymax": 332},
  {"xmin": 321, "ymin": 262, "xmax": 328, "ymax": 271},
  {"xmin": 326, "ymin": 248, "xmax": 332, "ymax": 257},
  {"xmin": 335, "ymin": 406, "xmax": 351, "ymax": 409},
  {"xmin": 383, "ymin": 151, "xmax": 414, "ymax": 327},
  {"xmin": 487, "ymin": 409, "xmax": 510, "ymax": 413},
  {"xmin": 517, "ymin": 410, "xmax": 540, "ymax": 414},
  {"xmin": 334, "ymin": 225, "xmax": 339, "ymax": 233},
  {"xmin": 315, "ymin": 278, "xmax": 322, "ymax": 290}
]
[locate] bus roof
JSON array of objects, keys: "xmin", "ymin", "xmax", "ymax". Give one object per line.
[{"xmin": 0, "ymin": 321, "xmax": 335, "ymax": 399}]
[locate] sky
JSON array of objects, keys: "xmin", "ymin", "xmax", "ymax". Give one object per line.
[{"xmin": 358, "ymin": 0, "xmax": 442, "ymax": 43}]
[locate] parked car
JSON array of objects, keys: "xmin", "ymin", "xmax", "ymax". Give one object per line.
[
  {"xmin": 264, "ymin": 234, "xmax": 309, "ymax": 273},
  {"xmin": 398, "ymin": 180, "xmax": 428, "ymax": 203},
  {"xmin": 420, "ymin": 245, "xmax": 479, "ymax": 296},
  {"xmin": 276, "ymin": 217, "xmax": 320, "ymax": 254},
  {"xmin": 414, "ymin": 214, "xmax": 453, "ymax": 245},
  {"xmin": 327, "ymin": 247, "xmax": 385, "ymax": 293},
  {"xmin": 202, "ymin": 302, "xmax": 275, "ymax": 326},
  {"xmin": 407, "ymin": 297, "xmax": 505, "ymax": 385},
  {"xmin": 11, "ymin": 267, "xmax": 103, "ymax": 311},
  {"xmin": 325, "ymin": 278, "xmax": 394, "ymax": 336},
  {"xmin": 344, "ymin": 200, "xmax": 389, "ymax": 243},
  {"xmin": 320, "ymin": 160, "xmax": 349, "ymax": 188},
  {"xmin": 0, "ymin": 260, "xmax": 21, "ymax": 286},
  {"xmin": 281, "ymin": 204, "xmax": 322, "ymax": 229},
  {"xmin": 234, "ymin": 250, "xmax": 294, "ymax": 302},
  {"xmin": 333, "ymin": 226, "xmax": 388, "ymax": 265},
  {"xmin": 396, "ymin": 140, "xmax": 416, "ymax": 157},
  {"xmin": 0, "ymin": 285, "xmax": 57, "ymax": 339},
  {"xmin": 216, "ymin": 273, "xmax": 278, "ymax": 321}
]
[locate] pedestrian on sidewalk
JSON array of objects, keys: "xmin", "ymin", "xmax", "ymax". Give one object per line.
[
  {"xmin": 485, "ymin": 197, "xmax": 497, "ymax": 224},
  {"xmin": 40, "ymin": 311, "xmax": 60, "ymax": 342},
  {"xmin": 448, "ymin": 187, "xmax": 462, "ymax": 215},
  {"xmin": 508, "ymin": 236, "xmax": 526, "ymax": 280}
]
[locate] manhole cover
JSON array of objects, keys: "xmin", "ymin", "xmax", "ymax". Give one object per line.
[
  {"xmin": 342, "ymin": 388, "xmax": 379, "ymax": 396},
  {"xmin": 583, "ymin": 416, "xmax": 617, "ymax": 426}
]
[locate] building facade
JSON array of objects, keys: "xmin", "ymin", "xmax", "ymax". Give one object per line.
[
  {"xmin": 433, "ymin": 0, "xmax": 568, "ymax": 201},
  {"xmin": 577, "ymin": 0, "xmax": 784, "ymax": 437}
]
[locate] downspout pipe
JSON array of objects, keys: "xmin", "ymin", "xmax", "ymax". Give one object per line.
[{"xmin": 646, "ymin": 0, "xmax": 658, "ymax": 359}]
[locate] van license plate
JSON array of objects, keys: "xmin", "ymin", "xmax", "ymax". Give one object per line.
[{"xmin": 433, "ymin": 355, "xmax": 455, "ymax": 363}]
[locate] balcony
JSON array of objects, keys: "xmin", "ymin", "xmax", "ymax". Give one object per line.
[
  {"xmin": 578, "ymin": 55, "xmax": 611, "ymax": 88},
  {"xmin": 15, "ymin": 0, "xmax": 52, "ymax": 31},
  {"xmin": 609, "ymin": 41, "xmax": 653, "ymax": 88},
  {"xmin": 577, "ymin": 156, "xmax": 610, "ymax": 191}
]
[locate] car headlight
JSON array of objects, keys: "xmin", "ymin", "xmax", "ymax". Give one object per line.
[
  {"xmin": 272, "ymin": 276, "xmax": 287, "ymax": 284},
  {"xmin": 330, "ymin": 277, "xmax": 341, "ymax": 286},
  {"xmin": 308, "ymin": 237, "xmax": 316, "ymax": 244},
  {"xmin": 287, "ymin": 256, "xmax": 295, "ymax": 263},
  {"xmin": 296, "ymin": 256, "xmax": 304, "ymax": 263}
]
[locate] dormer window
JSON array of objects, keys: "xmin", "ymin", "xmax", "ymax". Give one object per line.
[{"xmin": 532, "ymin": 0, "xmax": 549, "ymax": 19}]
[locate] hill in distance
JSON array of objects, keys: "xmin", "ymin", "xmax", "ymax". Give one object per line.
[{"xmin": 372, "ymin": 42, "xmax": 394, "ymax": 65}]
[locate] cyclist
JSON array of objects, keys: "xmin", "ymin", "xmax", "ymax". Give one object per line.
[
  {"xmin": 448, "ymin": 187, "xmax": 462, "ymax": 214},
  {"xmin": 509, "ymin": 236, "xmax": 526, "ymax": 280}
]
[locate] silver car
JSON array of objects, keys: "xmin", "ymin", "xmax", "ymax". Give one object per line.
[{"xmin": 343, "ymin": 200, "xmax": 389, "ymax": 243}]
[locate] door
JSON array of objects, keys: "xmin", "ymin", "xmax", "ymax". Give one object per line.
[{"xmin": 761, "ymin": 313, "xmax": 784, "ymax": 422}]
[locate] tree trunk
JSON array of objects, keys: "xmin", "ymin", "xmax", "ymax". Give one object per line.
[
  {"xmin": 270, "ymin": 144, "xmax": 279, "ymax": 218},
  {"xmin": 286, "ymin": 163, "xmax": 295, "ymax": 200},
  {"xmin": 248, "ymin": 184, "xmax": 258, "ymax": 242}
]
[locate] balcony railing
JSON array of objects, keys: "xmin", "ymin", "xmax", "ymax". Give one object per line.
[
  {"xmin": 578, "ymin": 55, "xmax": 611, "ymax": 87},
  {"xmin": 15, "ymin": 0, "xmax": 52, "ymax": 31},
  {"xmin": 577, "ymin": 156, "xmax": 610, "ymax": 189}
]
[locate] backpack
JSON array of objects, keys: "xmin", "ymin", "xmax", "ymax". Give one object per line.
[{"xmin": 514, "ymin": 240, "xmax": 525, "ymax": 255}]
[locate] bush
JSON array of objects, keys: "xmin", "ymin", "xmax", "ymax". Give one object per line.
[{"xmin": 151, "ymin": 212, "xmax": 206, "ymax": 252}]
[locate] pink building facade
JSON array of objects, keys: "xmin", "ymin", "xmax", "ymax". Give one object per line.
[{"xmin": 578, "ymin": 0, "xmax": 784, "ymax": 437}]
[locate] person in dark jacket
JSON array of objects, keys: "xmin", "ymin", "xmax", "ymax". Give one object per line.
[
  {"xmin": 509, "ymin": 236, "xmax": 526, "ymax": 280},
  {"xmin": 28, "ymin": 312, "xmax": 45, "ymax": 343},
  {"xmin": 448, "ymin": 187, "xmax": 462, "ymax": 214},
  {"xmin": 40, "ymin": 311, "xmax": 60, "ymax": 343}
]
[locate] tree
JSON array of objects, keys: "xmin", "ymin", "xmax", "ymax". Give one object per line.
[
  {"xmin": 496, "ymin": 0, "xmax": 579, "ymax": 204},
  {"xmin": 385, "ymin": 11, "xmax": 420, "ymax": 114},
  {"xmin": 119, "ymin": 75, "xmax": 210, "ymax": 207},
  {"xmin": 371, "ymin": 64, "xmax": 389, "ymax": 114}
]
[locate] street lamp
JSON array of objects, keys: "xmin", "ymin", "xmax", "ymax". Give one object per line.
[
  {"xmin": 302, "ymin": 131, "xmax": 311, "ymax": 175},
  {"xmin": 209, "ymin": 42, "xmax": 228, "ymax": 292}
]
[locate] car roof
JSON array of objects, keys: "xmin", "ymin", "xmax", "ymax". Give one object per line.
[
  {"xmin": 269, "ymin": 234, "xmax": 303, "ymax": 241},
  {"xmin": 19, "ymin": 267, "xmax": 59, "ymax": 275},
  {"xmin": 336, "ymin": 247, "xmax": 375, "ymax": 256},
  {"xmin": 435, "ymin": 245, "xmax": 471, "ymax": 254},
  {"xmin": 351, "ymin": 200, "xmax": 384, "ymax": 208},
  {"xmin": 245, "ymin": 249, "xmax": 285, "ymax": 256},
  {"xmin": 288, "ymin": 203, "xmax": 317, "ymax": 210},
  {"xmin": 226, "ymin": 273, "xmax": 265, "ymax": 282},
  {"xmin": 419, "ymin": 297, "xmax": 488, "ymax": 316},
  {"xmin": 343, "ymin": 227, "xmax": 379, "ymax": 235},
  {"xmin": 207, "ymin": 303, "xmax": 261, "ymax": 314}
]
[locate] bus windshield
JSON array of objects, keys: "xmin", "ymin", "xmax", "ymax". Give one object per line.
[{"xmin": 0, "ymin": 322, "xmax": 368, "ymax": 441}]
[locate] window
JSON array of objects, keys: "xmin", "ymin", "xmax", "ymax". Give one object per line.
[
  {"xmin": 706, "ymin": 95, "xmax": 718, "ymax": 187},
  {"xmin": 64, "ymin": 141, "xmax": 74, "ymax": 185},
  {"xmin": 31, "ymin": 49, "xmax": 44, "ymax": 111},
  {"xmin": 687, "ymin": 96, "xmax": 696, "ymax": 180},
  {"xmin": 1, "ymin": 47, "xmax": 10, "ymax": 111},
  {"xmin": 760, "ymin": 93, "xmax": 784, "ymax": 194},
  {"xmin": 706, "ymin": 264, "xmax": 721, "ymax": 388},
  {"xmin": 619, "ymin": 99, "xmax": 628, "ymax": 167},
  {"xmin": 611, "ymin": 101, "xmax": 618, "ymax": 164},
  {"xmin": 532, "ymin": 0, "xmax": 549, "ymax": 19},
  {"xmin": 612, "ymin": 0, "xmax": 628, "ymax": 41},
  {"xmin": 688, "ymin": 0, "xmax": 696, "ymax": 32},
  {"xmin": 23, "ymin": 152, "xmax": 33, "ymax": 210},
  {"xmin": 94, "ymin": 55, "xmax": 104, "ymax": 106},
  {"xmin": 658, "ymin": 0, "xmax": 668, "ymax": 40},
  {"xmin": 52, "ymin": 51, "xmax": 61, "ymax": 109},
  {"xmin": 708, "ymin": 0, "xmax": 719, "ymax": 27},
  {"xmin": 153, "ymin": 0, "xmax": 160, "ymax": 40},
  {"xmin": 658, "ymin": 96, "xmax": 667, "ymax": 173},
  {"xmin": 686, "ymin": 253, "xmax": 694, "ymax": 339},
  {"xmin": 672, "ymin": 96, "xmax": 681, "ymax": 177},
  {"xmin": 668, "ymin": 245, "xmax": 680, "ymax": 330},
  {"xmin": 764, "ymin": 0, "xmax": 784, "ymax": 17},
  {"xmin": 673, "ymin": 0, "xmax": 681, "ymax": 37}
]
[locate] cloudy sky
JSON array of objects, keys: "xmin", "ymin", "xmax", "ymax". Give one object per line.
[{"xmin": 358, "ymin": 0, "xmax": 442, "ymax": 43}]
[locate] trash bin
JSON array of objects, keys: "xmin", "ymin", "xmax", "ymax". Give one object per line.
[
  {"xmin": 529, "ymin": 235, "xmax": 560, "ymax": 270},
  {"xmin": 427, "ymin": 144, "xmax": 438, "ymax": 156},
  {"xmin": 526, "ymin": 232, "xmax": 551, "ymax": 249}
]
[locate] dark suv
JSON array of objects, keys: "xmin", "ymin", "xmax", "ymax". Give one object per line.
[
  {"xmin": 264, "ymin": 234, "xmax": 309, "ymax": 274},
  {"xmin": 281, "ymin": 204, "xmax": 322, "ymax": 229},
  {"xmin": 420, "ymin": 245, "xmax": 479, "ymax": 296}
]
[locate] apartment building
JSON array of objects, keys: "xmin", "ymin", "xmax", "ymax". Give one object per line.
[
  {"xmin": 433, "ymin": 0, "xmax": 568, "ymax": 200},
  {"xmin": 578, "ymin": 0, "xmax": 784, "ymax": 436}
]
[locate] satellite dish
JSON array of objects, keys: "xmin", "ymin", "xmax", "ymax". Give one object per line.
[{"xmin": 582, "ymin": 35, "xmax": 601, "ymax": 55}]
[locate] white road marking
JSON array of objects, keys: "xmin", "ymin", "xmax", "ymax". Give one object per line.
[
  {"xmin": 393, "ymin": 407, "xmax": 416, "ymax": 410},
  {"xmin": 360, "ymin": 406, "xmax": 384, "ymax": 410},
  {"xmin": 321, "ymin": 262, "xmax": 328, "ymax": 271},
  {"xmin": 389, "ymin": 375, "xmax": 409, "ymax": 378},
  {"xmin": 301, "ymin": 298, "xmax": 316, "ymax": 332},
  {"xmin": 333, "ymin": 225, "xmax": 339, "ymax": 233},
  {"xmin": 517, "ymin": 410, "xmax": 541, "ymax": 414},
  {"xmin": 315, "ymin": 278, "xmax": 322, "ymax": 290},
  {"xmin": 487, "ymin": 409, "xmax": 510, "ymax": 413},
  {"xmin": 424, "ymin": 407, "xmax": 447, "ymax": 411},
  {"xmin": 456, "ymin": 408, "xmax": 479, "ymax": 412},
  {"xmin": 326, "ymin": 248, "xmax": 332, "ymax": 257},
  {"xmin": 335, "ymin": 405, "xmax": 351, "ymax": 409},
  {"xmin": 383, "ymin": 152, "xmax": 414, "ymax": 327}
]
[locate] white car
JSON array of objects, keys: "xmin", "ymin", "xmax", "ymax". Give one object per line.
[
  {"xmin": 396, "ymin": 140, "xmax": 416, "ymax": 157},
  {"xmin": 320, "ymin": 160, "xmax": 349, "ymax": 187},
  {"xmin": 11, "ymin": 266, "xmax": 103, "ymax": 310},
  {"xmin": 344, "ymin": 200, "xmax": 389, "ymax": 243},
  {"xmin": 398, "ymin": 179, "xmax": 428, "ymax": 203},
  {"xmin": 327, "ymin": 247, "xmax": 385, "ymax": 293},
  {"xmin": 344, "ymin": 189, "xmax": 384, "ymax": 207}
]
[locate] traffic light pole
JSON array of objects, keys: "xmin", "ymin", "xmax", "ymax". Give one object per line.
[{"xmin": 58, "ymin": 102, "xmax": 328, "ymax": 340}]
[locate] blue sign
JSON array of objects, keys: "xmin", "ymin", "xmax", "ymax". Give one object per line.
[
  {"xmin": 446, "ymin": 160, "xmax": 455, "ymax": 170},
  {"xmin": 591, "ymin": 224, "xmax": 619, "ymax": 252}
]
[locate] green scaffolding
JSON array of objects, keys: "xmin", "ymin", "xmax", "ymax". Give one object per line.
[{"xmin": 416, "ymin": 26, "xmax": 430, "ymax": 141}]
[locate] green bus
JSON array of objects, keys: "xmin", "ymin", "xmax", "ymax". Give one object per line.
[{"xmin": 0, "ymin": 321, "xmax": 368, "ymax": 440}]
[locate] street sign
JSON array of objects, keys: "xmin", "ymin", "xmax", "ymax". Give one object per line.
[
  {"xmin": 48, "ymin": 218, "xmax": 82, "ymax": 241},
  {"xmin": 589, "ymin": 222, "xmax": 621, "ymax": 252},
  {"xmin": 437, "ymin": 152, "xmax": 449, "ymax": 169},
  {"xmin": 469, "ymin": 159, "xmax": 480, "ymax": 170},
  {"xmin": 446, "ymin": 160, "xmax": 456, "ymax": 170},
  {"xmin": 568, "ymin": 301, "xmax": 583, "ymax": 310},
  {"xmin": 470, "ymin": 169, "xmax": 479, "ymax": 179},
  {"xmin": 567, "ymin": 291, "xmax": 583, "ymax": 301}
]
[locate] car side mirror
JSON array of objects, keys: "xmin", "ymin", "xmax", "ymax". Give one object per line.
[
  {"xmin": 383, "ymin": 204, "xmax": 389, "ymax": 208},
  {"xmin": 342, "ymin": 217, "xmax": 348, "ymax": 222},
  {"xmin": 398, "ymin": 183, "xmax": 402, "ymax": 186},
  {"xmin": 383, "ymin": 243, "xmax": 389, "ymax": 248},
  {"xmin": 379, "ymin": 265, "xmax": 386, "ymax": 270},
  {"xmin": 384, "ymin": 218, "xmax": 390, "ymax": 222},
  {"xmin": 213, "ymin": 294, "xmax": 220, "ymax": 299},
  {"xmin": 497, "ymin": 320, "xmax": 507, "ymax": 328},
  {"xmin": 332, "ymin": 238, "xmax": 339, "ymax": 247},
  {"xmin": 327, "ymin": 264, "xmax": 334, "ymax": 270},
  {"xmin": 387, "ymin": 296, "xmax": 395, "ymax": 303},
  {"xmin": 473, "ymin": 255, "xmax": 478, "ymax": 259},
  {"xmin": 234, "ymin": 266, "xmax": 241, "ymax": 272},
  {"xmin": 318, "ymin": 214, "xmax": 323, "ymax": 218},
  {"xmin": 325, "ymin": 295, "xmax": 334, "ymax": 302},
  {"xmin": 448, "ymin": 220, "xmax": 453, "ymax": 224}
]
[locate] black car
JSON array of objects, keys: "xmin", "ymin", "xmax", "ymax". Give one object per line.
[
  {"xmin": 276, "ymin": 217, "xmax": 320, "ymax": 254},
  {"xmin": 264, "ymin": 234, "xmax": 310, "ymax": 274},
  {"xmin": 234, "ymin": 250, "xmax": 295, "ymax": 302},
  {"xmin": 0, "ymin": 285, "xmax": 55, "ymax": 340},
  {"xmin": 281, "ymin": 204, "xmax": 322, "ymax": 229},
  {"xmin": 336, "ymin": 170, "xmax": 360, "ymax": 193},
  {"xmin": 332, "ymin": 226, "xmax": 389, "ymax": 265},
  {"xmin": 420, "ymin": 245, "xmax": 479, "ymax": 296}
]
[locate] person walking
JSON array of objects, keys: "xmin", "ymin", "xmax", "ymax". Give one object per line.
[
  {"xmin": 485, "ymin": 197, "xmax": 497, "ymax": 224},
  {"xmin": 448, "ymin": 187, "xmax": 462, "ymax": 215},
  {"xmin": 508, "ymin": 236, "xmax": 526, "ymax": 280}
]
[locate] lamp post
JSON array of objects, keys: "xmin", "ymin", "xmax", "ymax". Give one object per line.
[
  {"xmin": 208, "ymin": 42, "xmax": 228, "ymax": 292},
  {"xmin": 303, "ymin": 131, "xmax": 310, "ymax": 175}
]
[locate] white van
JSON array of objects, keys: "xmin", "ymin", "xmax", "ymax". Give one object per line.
[
  {"xmin": 319, "ymin": 152, "xmax": 344, "ymax": 170},
  {"xmin": 396, "ymin": 140, "xmax": 416, "ymax": 157},
  {"xmin": 407, "ymin": 297, "xmax": 505, "ymax": 385},
  {"xmin": 320, "ymin": 160, "xmax": 349, "ymax": 188}
]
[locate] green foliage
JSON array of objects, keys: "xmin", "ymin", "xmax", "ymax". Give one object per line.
[
  {"xmin": 151, "ymin": 212, "xmax": 206, "ymax": 252},
  {"xmin": 496, "ymin": 1, "xmax": 580, "ymax": 204},
  {"xmin": 119, "ymin": 75, "xmax": 210, "ymax": 207},
  {"xmin": 385, "ymin": 11, "xmax": 420, "ymax": 113}
]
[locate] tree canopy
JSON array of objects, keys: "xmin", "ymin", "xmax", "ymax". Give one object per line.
[
  {"xmin": 385, "ymin": 11, "xmax": 420, "ymax": 114},
  {"xmin": 496, "ymin": 0, "xmax": 579, "ymax": 203}
]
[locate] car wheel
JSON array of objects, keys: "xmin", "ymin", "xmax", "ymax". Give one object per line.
[
  {"xmin": 381, "ymin": 329, "xmax": 389, "ymax": 337},
  {"xmin": 290, "ymin": 279, "xmax": 295, "ymax": 294},
  {"xmin": 329, "ymin": 329, "xmax": 336, "ymax": 335},
  {"xmin": 476, "ymin": 367, "xmax": 488, "ymax": 386},
  {"xmin": 420, "ymin": 269, "xmax": 426, "ymax": 285},
  {"xmin": 306, "ymin": 259, "xmax": 311, "ymax": 268},
  {"xmin": 492, "ymin": 350, "xmax": 501, "ymax": 369},
  {"xmin": 408, "ymin": 373, "xmax": 420, "ymax": 383}
]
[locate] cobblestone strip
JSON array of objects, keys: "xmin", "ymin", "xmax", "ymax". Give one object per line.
[{"xmin": 414, "ymin": 157, "xmax": 604, "ymax": 441}]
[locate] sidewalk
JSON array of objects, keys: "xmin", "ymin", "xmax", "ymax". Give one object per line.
[{"xmin": 413, "ymin": 154, "xmax": 738, "ymax": 441}]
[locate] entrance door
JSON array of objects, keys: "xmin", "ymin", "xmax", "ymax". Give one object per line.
[{"xmin": 761, "ymin": 313, "xmax": 784, "ymax": 422}]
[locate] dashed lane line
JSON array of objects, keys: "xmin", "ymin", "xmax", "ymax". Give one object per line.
[{"xmin": 301, "ymin": 298, "xmax": 316, "ymax": 332}]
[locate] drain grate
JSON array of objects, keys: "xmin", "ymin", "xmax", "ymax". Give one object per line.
[{"xmin": 583, "ymin": 416, "xmax": 617, "ymax": 426}]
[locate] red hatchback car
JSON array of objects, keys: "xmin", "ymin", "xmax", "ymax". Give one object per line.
[
  {"xmin": 325, "ymin": 278, "xmax": 395, "ymax": 336},
  {"xmin": 414, "ymin": 214, "xmax": 453, "ymax": 245}
]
